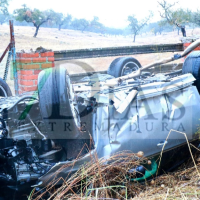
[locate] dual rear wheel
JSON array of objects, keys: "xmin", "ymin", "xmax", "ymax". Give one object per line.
[{"xmin": 182, "ymin": 51, "xmax": 200, "ymax": 92}]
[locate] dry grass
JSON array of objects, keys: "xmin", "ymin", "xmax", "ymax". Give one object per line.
[
  {"xmin": 134, "ymin": 160, "xmax": 200, "ymax": 200},
  {"xmin": 29, "ymin": 143, "xmax": 200, "ymax": 200},
  {"xmin": 28, "ymin": 130, "xmax": 200, "ymax": 200},
  {"xmin": 30, "ymin": 150, "xmax": 150, "ymax": 200}
]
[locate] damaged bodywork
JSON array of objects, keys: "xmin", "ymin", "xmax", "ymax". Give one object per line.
[{"xmin": 37, "ymin": 71, "xmax": 200, "ymax": 186}]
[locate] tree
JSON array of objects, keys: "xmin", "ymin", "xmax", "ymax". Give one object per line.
[
  {"xmin": 71, "ymin": 18, "xmax": 90, "ymax": 32},
  {"xmin": 13, "ymin": 5, "xmax": 54, "ymax": 37},
  {"xmin": 141, "ymin": 20, "xmax": 173, "ymax": 36},
  {"xmin": 148, "ymin": 22, "xmax": 164, "ymax": 35},
  {"xmin": 90, "ymin": 16, "xmax": 105, "ymax": 34},
  {"xmin": 54, "ymin": 12, "xmax": 72, "ymax": 31},
  {"xmin": 0, "ymin": 0, "xmax": 9, "ymax": 14},
  {"xmin": 128, "ymin": 12, "xmax": 153, "ymax": 42},
  {"xmin": 158, "ymin": 20, "xmax": 174, "ymax": 31},
  {"xmin": 0, "ymin": 13, "xmax": 8, "ymax": 24},
  {"xmin": 0, "ymin": 0, "xmax": 9, "ymax": 25},
  {"xmin": 158, "ymin": 0, "xmax": 191, "ymax": 37},
  {"xmin": 191, "ymin": 10, "xmax": 200, "ymax": 27},
  {"xmin": 71, "ymin": 18, "xmax": 80, "ymax": 30},
  {"xmin": 90, "ymin": 16, "xmax": 104, "ymax": 33}
]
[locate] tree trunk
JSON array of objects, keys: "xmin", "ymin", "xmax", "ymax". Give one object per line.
[
  {"xmin": 33, "ymin": 20, "xmax": 48, "ymax": 37},
  {"xmin": 81, "ymin": 27, "xmax": 87, "ymax": 33},
  {"xmin": 34, "ymin": 26, "xmax": 40, "ymax": 37},
  {"xmin": 133, "ymin": 34, "xmax": 136, "ymax": 42},
  {"xmin": 58, "ymin": 24, "xmax": 63, "ymax": 31},
  {"xmin": 178, "ymin": 28, "xmax": 179, "ymax": 35},
  {"xmin": 181, "ymin": 27, "xmax": 186, "ymax": 37}
]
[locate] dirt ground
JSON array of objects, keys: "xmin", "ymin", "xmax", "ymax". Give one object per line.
[{"xmin": 1, "ymin": 24, "xmax": 200, "ymax": 93}]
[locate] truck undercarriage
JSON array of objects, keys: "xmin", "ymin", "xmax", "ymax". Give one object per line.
[{"xmin": 1, "ymin": 40, "xmax": 200, "ymax": 199}]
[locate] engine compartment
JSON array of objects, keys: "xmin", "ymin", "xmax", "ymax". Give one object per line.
[{"xmin": 0, "ymin": 93, "xmax": 93, "ymax": 196}]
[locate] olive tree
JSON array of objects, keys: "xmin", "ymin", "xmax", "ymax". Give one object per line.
[
  {"xmin": 150, "ymin": 22, "xmax": 165, "ymax": 36},
  {"xmin": 128, "ymin": 12, "xmax": 153, "ymax": 42},
  {"xmin": 0, "ymin": 13, "xmax": 8, "ymax": 24},
  {"xmin": 54, "ymin": 13, "xmax": 72, "ymax": 31},
  {"xmin": 0, "ymin": 0, "xmax": 9, "ymax": 24},
  {"xmin": 0, "ymin": 0, "xmax": 9, "ymax": 14},
  {"xmin": 14, "ymin": 5, "xmax": 54, "ymax": 37},
  {"xmin": 191, "ymin": 10, "xmax": 200, "ymax": 27},
  {"xmin": 90, "ymin": 16, "xmax": 104, "ymax": 32},
  {"xmin": 71, "ymin": 18, "xmax": 90, "ymax": 32},
  {"xmin": 158, "ymin": 0, "xmax": 191, "ymax": 37}
]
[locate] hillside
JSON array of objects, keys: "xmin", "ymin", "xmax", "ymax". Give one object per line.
[{"xmin": 0, "ymin": 25, "xmax": 200, "ymax": 92}]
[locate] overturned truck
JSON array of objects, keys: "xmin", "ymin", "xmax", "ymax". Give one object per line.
[{"xmin": 1, "ymin": 40, "xmax": 200, "ymax": 198}]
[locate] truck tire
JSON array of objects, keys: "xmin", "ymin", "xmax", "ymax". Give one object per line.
[
  {"xmin": 107, "ymin": 57, "xmax": 142, "ymax": 78},
  {"xmin": 38, "ymin": 67, "xmax": 80, "ymax": 139},
  {"xmin": 0, "ymin": 78, "xmax": 12, "ymax": 97},
  {"xmin": 182, "ymin": 51, "xmax": 200, "ymax": 92}
]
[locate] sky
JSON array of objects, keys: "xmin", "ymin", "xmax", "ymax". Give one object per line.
[{"xmin": 8, "ymin": 0, "xmax": 200, "ymax": 28}]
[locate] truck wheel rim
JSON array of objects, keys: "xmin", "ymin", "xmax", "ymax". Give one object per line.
[{"xmin": 121, "ymin": 61, "xmax": 140, "ymax": 76}]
